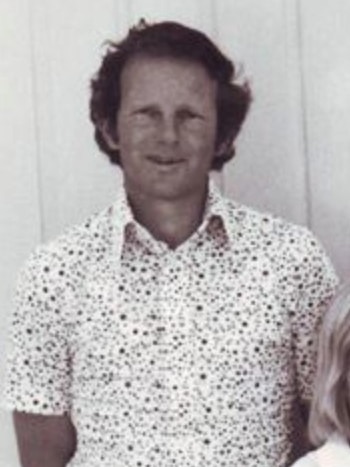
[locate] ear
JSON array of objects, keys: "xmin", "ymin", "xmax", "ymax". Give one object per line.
[
  {"xmin": 214, "ymin": 139, "xmax": 231, "ymax": 159},
  {"xmin": 100, "ymin": 120, "xmax": 119, "ymax": 150}
]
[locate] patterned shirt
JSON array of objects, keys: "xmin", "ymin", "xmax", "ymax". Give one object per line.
[{"xmin": 4, "ymin": 182, "xmax": 338, "ymax": 467}]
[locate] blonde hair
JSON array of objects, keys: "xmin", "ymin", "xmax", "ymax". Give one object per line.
[{"xmin": 309, "ymin": 281, "xmax": 350, "ymax": 445}]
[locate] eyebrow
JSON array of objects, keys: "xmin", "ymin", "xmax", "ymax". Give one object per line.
[
  {"xmin": 130, "ymin": 104, "xmax": 159, "ymax": 114},
  {"xmin": 130, "ymin": 104, "xmax": 206, "ymax": 118},
  {"xmin": 176, "ymin": 106, "xmax": 205, "ymax": 118}
]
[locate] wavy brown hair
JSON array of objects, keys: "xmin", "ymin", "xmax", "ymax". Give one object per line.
[{"xmin": 90, "ymin": 20, "xmax": 252, "ymax": 171}]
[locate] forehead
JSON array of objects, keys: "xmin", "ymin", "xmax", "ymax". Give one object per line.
[{"xmin": 119, "ymin": 55, "xmax": 217, "ymax": 103}]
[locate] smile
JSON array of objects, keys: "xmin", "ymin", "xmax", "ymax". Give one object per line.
[{"xmin": 147, "ymin": 155, "xmax": 185, "ymax": 166}]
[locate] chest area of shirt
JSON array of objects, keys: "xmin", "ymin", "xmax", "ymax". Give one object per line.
[{"xmin": 70, "ymin": 248, "xmax": 293, "ymax": 383}]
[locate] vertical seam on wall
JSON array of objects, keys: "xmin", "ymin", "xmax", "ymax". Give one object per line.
[
  {"xmin": 27, "ymin": 0, "xmax": 45, "ymax": 243},
  {"xmin": 209, "ymin": 0, "xmax": 225, "ymax": 194},
  {"xmin": 295, "ymin": 0, "xmax": 313, "ymax": 229}
]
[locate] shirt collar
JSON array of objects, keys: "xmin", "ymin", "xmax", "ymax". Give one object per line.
[
  {"xmin": 110, "ymin": 184, "xmax": 134, "ymax": 264},
  {"xmin": 203, "ymin": 178, "xmax": 232, "ymax": 239},
  {"xmin": 318, "ymin": 433, "xmax": 350, "ymax": 464},
  {"xmin": 110, "ymin": 177, "xmax": 233, "ymax": 260},
  {"xmin": 328, "ymin": 432, "xmax": 350, "ymax": 447}
]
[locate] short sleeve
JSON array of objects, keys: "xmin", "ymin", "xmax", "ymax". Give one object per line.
[
  {"xmin": 288, "ymin": 229, "xmax": 339, "ymax": 404},
  {"xmin": 2, "ymin": 248, "xmax": 72, "ymax": 415}
]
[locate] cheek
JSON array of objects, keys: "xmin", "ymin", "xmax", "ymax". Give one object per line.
[
  {"xmin": 118, "ymin": 120, "xmax": 156, "ymax": 151},
  {"xmin": 182, "ymin": 123, "xmax": 217, "ymax": 151},
  {"xmin": 118, "ymin": 126, "xmax": 142, "ymax": 154},
  {"xmin": 182, "ymin": 107, "xmax": 218, "ymax": 149}
]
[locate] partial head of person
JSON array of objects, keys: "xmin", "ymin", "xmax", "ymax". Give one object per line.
[
  {"xmin": 89, "ymin": 19, "xmax": 252, "ymax": 173},
  {"xmin": 308, "ymin": 281, "xmax": 350, "ymax": 445}
]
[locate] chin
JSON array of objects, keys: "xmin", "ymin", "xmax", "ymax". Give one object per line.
[{"xmin": 148, "ymin": 181, "xmax": 205, "ymax": 202}]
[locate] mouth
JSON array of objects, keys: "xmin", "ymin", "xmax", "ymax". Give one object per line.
[{"xmin": 147, "ymin": 155, "xmax": 185, "ymax": 167}]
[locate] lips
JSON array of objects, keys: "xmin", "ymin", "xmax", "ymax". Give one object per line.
[{"xmin": 147, "ymin": 154, "xmax": 184, "ymax": 165}]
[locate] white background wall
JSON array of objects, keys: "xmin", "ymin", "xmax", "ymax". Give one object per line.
[{"xmin": 1, "ymin": 1, "xmax": 350, "ymax": 465}]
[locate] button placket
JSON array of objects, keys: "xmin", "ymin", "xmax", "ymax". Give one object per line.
[{"xmin": 151, "ymin": 251, "xmax": 195, "ymax": 434}]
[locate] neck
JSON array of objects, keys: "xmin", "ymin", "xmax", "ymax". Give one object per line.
[{"xmin": 126, "ymin": 186, "xmax": 208, "ymax": 249}]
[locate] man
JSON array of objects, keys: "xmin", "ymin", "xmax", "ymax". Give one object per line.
[{"xmin": 4, "ymin": 21, "xmax": 338, "ymax": 467}]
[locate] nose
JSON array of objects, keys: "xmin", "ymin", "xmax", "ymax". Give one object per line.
[{"xmin": 159, "ymin": 117, "xmax": 179, "ymax": 145}]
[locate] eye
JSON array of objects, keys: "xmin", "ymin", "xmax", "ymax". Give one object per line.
[
  {"xmin": 177, "ymin": 109, "xmax": 201, "ymax": 121},
  {"xmin": 133, "ymin": 107, "xmax": 160, "ymax": 119}
]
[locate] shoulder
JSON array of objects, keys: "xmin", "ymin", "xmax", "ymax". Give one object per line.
[
  {"xmin": 224, "ymin": 198, "xmax": 328, "ymax": 259},
  {"xmin": 223, "ymin": 198, "xmax": 338, "ymax": 293},
  {"xmin": 17, "ymin": 205, "xmax": 115, "ymax": 286},
  {"xmin": 292, "ymin": 438, "xmax": 350, "ymax": 467},
  {"xmin": 315, "ymin": 436, "xmax": 350, "ymax": 466},
  {"xmin": 291, "ymin": 452, "xmax": 319, "ymax": 467}
]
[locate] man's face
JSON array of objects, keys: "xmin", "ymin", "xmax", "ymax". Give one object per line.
[{"xmin": 116, "ymin": 55, "xmax": 218, "ymax": 203}]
